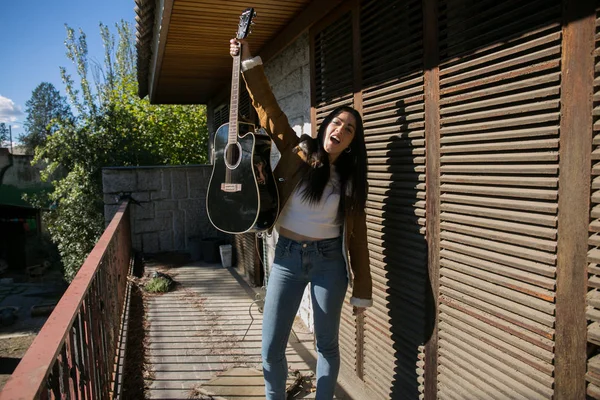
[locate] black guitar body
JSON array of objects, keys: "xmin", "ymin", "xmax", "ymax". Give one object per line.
[{"xmin": 207, "ymin": 122, "xmax": 279, "ymax": 234}]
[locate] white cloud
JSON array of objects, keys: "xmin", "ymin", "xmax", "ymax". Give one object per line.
[{"xmin": 0, "ymin": 95, "xmax": 24, "ymax": 124}]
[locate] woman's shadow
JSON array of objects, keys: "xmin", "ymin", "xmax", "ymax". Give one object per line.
[{"xmin": 367, "ymin": 95, "xmax": 436, "ymax": 399}]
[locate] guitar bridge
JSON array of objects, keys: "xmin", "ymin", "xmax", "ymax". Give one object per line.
[{"xmin": 221, "ymin": 183, "xmax": 242, "ymax": 192}]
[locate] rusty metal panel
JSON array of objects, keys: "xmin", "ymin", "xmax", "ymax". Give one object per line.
[
  {"xmin": 359, "ymin": 0, "xmax": 427, "ymax": 398},
  {"xmin": 311, "ymin": 6, "xmax": 359, "ymax": 380},
  {"xmin": 587, "ymin": 7, "xmax": 600, "ymax": 399},
  {"xmin": 313, "ymin": 11, "xmax": 354, "ymax": 127},
  {"xmin": 339, "ymin": 292, "xmax": 357, "ymax": 373},
  {"xmin": 437, "ymin": 0, "xmax": 562, "ymax": 398}
]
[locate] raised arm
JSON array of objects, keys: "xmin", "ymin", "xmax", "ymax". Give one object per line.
[{"xmin": 230, "ymin": 39, "xmax": 299, "ymax": 153}]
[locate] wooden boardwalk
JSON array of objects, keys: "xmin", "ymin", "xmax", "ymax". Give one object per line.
[{"xmin": 143, "ymin": 261, "xmax": 326, "ymax": 399}]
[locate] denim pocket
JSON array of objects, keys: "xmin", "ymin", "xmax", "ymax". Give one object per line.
[
  {"xmin": 274, "ymin": 243, "xmax": 290, "ymax": 260},
  {"xmin": 319, "ymin": 242, "xmax": 343, "ymax": 261}
]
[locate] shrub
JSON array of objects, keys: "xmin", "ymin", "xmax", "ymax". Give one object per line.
[{"xmin": 144, "ymin": 277, "xmax": 172, "ymax": 293}]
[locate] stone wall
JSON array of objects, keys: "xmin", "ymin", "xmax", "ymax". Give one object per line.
[
  {"xmin": 102, "ymin": 165, "xmax": 230, "ymax": 256},
  {"xmin": 262, "ymin": 33, "xmax": 314, "ymax": 332}
]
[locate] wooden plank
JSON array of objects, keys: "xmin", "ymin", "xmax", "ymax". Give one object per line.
[
  {"xmin": 440, "ymin": 311, "xmax": 554, "ymax": 380},
  {"xmin": 441, "ymin": 249, "xmax": 556, "ymax": 290},
  {"xmin": 441, "ymin": 87, "xmax": 560, "ymax": 116},
  {"xmin": 439, "ymin": 293, "xmax": 555, "ymax": 346},
  {"xmin": 440, "ymin": 30, "xmax": 561, "ymax": 76},
  {"xmin": 441, "ymin": 175, "xmax": 557, "ymax": 188},
  {"xmin": 440, "ymin": 72, "xmax": 561, "ymax": 106},
  {"xmin": 439, "ymin": 60, "xmax": 561, "ymax": 97},
  {"xmin": 440, "ymin": 45, "xmax": 561, "ymax": 86},
  {"xmin": 440, "ymin": 113, "xmax": 560, "ymax": 135},
  {"xmin": 440, "ymin": 283, "xmax": 556, "ymax": 335},
  {"xmin": 440, "ymin": 164, "xmax": 559, "ymax": 175},
  {"xmin": 441, "ymin": 183, "xmax": 557, "ymax": 201},
  {"xmin": 441, "ymin": 220, "xmax": 557, "ymax": 252},
  {"xmin": 440, "ymin": 208, "xmax": 557, "ymax": 235},
  {"xmin": 440, "ymin": 240, "xmax": 556, "ymax": 278},
  {"xmin": 442, "ymin": 101, "xmax": 559, "ymax": 125},
  {"xmin": 349, "ymin": 0, "xmax": 365, "ymax": 381},
  {"xmin": 554, "ymin": 2, "xmax": 595, "ymax": 398},
  {"xmin": 423, "ymin": 0, "xmax": 440, "ymax": 398},
  {"xmin": 441, "ymin": 231, "xmax": 556, "ymax": 265},
  {"xmin": 438, "ymin": 326, "xmax": 552, "ymax": 399},
  {"xmin": 441, "ymin": 193, "xmax": 557, "ymax": 214},
  {"xmin": 441, "ymin": 267, "xmax": 555, "ymax": 314}
]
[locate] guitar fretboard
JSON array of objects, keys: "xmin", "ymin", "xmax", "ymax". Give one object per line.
[{"xmin": 228, "ymin": 53, "xmax": 241, "ymax": 145}]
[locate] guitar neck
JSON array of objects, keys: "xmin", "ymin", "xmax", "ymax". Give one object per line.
[{"xmin": 228, "ymin": 52, "xmax": 242, "ymax": 144}]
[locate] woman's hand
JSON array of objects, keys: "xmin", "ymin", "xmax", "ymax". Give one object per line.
[{"xmin": 230, "ymin": 38, "xmax": 253, "ymax": 61}]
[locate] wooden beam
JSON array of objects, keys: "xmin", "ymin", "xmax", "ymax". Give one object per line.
[
  {"xmin": 149, "ymin": 0, "xmax": 174, "ymax": 104},
  {"xmin": 423, "ymin": 0, "xmax": 440, "ymax": 398},
  {"xmin": 350, "ymin": 0, "xmax": 365, "ymax": 381},
  {"xmin": 259, "ymin": 0, "xmax": 344, "ymax": 64},
  {"xmin": 554, "ymin": 0, "xmax": 595, "ymax": 398},
  {"xmin": 351, "ymin": 0, "xmax": 362, "ymax": 116}
]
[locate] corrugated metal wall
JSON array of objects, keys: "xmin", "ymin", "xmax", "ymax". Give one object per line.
[
  {"xmin": 312, "ymin": 9, "xmax": 359, "ymax": 376},
  {"xmin": 308, "ymin": 0, "xmax": 597, "ymax": 398},
  {"xmin": 311, "ymin": 1, "xmax": 428, "ymax": 397},
  {"xmin": 360, "ymin": 0, "xmax": 427, "ymax": 398},
  {"xmin": 436, "ymin": 0, "xmax": 561, "ymax": 398}
]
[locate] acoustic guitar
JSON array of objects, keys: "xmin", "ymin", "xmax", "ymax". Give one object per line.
[{"xmin": 206, "ymin": 8, "xmax": 279, "ymax": 234}]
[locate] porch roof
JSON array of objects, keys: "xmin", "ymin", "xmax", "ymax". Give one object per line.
[{"xmin": 135, "ymin": 0, "xmax": 342, "ymax": 104}]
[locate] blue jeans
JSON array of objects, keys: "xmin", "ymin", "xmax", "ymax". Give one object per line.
[{"xmin": 262, "ymin": 235, "xmax": 348, "ymax": 400}]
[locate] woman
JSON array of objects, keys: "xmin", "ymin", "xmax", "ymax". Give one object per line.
[{"xmin": 230, "ymin": 38, "xmax": 373, "ymax": 400}]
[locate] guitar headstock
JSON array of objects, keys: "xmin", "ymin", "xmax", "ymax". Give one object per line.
[{"xmin": 236, "ymin": 7, "xmax": 256, "ymax": 40}]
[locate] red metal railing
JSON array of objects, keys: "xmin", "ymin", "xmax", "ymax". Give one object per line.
[{"xmin": 0, "ymin": 200, "xmax": 132, "ymax": 400}]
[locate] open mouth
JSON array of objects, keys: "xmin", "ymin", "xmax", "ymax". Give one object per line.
[{"xmin": 330, "ymin": 135, "xmax": 341, "ymax": 144}]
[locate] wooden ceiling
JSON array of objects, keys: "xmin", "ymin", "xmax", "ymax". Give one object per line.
[{"xmin": 137, "ymin": 0, "xmax": 336, "ymax": 104}]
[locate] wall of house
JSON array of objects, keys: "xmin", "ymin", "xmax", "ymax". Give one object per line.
[
  {"xmin": 1, "ymin": 152, "xmax": 44, "ymax": 189},
  {"xmin": 261, "ymin": 32, "xmax": 314, "ymax": 331},
  {"xmin": 102, "ymin": 165, "xmax": 230, "ymax": 257}
]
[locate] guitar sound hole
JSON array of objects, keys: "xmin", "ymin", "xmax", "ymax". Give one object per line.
[{"xmin": 224, "ymin": 143, "xmax": 242, "ymax": 169}]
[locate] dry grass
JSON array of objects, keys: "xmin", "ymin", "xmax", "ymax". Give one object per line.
[
  {"xmin": 121, "ymin": 280, "xmax": 151, "ymax": 400},
  {"xmin": 0, "ymin": 334, "xmax": 37, "ymax": 391}
]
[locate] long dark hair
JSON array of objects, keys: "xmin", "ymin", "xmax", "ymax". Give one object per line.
[{"xmin": 300, "ymin": 105, "xmax": 368, "ymax": 217}]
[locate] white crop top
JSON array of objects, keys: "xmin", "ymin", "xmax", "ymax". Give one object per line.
[{"xmin": 277, "ymin": 166, "xmax": 342, "ymax": 239}]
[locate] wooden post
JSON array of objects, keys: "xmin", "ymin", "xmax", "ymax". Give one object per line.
[
  {"xmin": 423, "ymin": 0, "xmax": 440, "ymax": 398},
  {"xmin": 555, "ymin": 0, "xmax": 595, "ymax": 398},
  {"xmin": 351, "ymin": 0, "xmax": 365, "ymax": 381}
]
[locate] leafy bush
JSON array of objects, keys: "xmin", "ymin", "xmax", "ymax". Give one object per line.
[
  {"xmin": 144, "ymin": 277, "xmax": 172, "ymax": 293},
  {"xmin": 30, "ymin": 21, "xmax": 209, "ymax": 281}
]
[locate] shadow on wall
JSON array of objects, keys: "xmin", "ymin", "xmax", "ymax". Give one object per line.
[{"xmin": 377, "ymin": 98, "xmax": 435, "ymax": 398}]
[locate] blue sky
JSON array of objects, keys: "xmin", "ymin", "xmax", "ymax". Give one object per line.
[{"xmin": 0, "ymin": 0, "xmax": 137, "ymax": 139}]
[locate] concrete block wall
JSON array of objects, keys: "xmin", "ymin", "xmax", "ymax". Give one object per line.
[{"xmin": 102, "ymin": 165, "xmax": 229, "ymax": 256}]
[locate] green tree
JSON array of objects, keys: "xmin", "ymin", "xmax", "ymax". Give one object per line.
[
  {"xmin": 0, "ymin": 123, "xmax": 9, "ymax": 146},
  {"xmin": 34, "ymin": 21, "xmax": 208, "ymax": 281},
  {"xmin": 20, "ymin": 82, "xmax": 71, "ymax": 152}
]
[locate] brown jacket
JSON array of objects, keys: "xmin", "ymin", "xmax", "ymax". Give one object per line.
[{"xmin": 242, "ymin": 62, "xmax": 373, "ymax": 307}]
